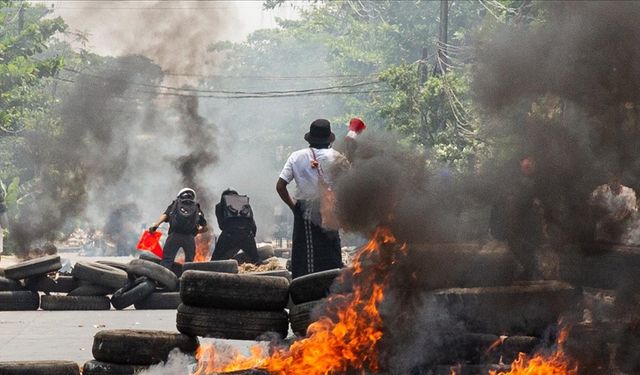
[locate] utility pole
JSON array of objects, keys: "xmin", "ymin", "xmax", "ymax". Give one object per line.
[{"xmin": 435, "ymin": 0, "xmax": 449, "ymax": 75}]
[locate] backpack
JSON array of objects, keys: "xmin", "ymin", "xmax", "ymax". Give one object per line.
[
  {"xmin": 222, "ymin": 194, "xmax": 253, "ymax": 223},
  {"xmin": 169, "ymin": 198, "xmax": 199, "ymax": 234}
]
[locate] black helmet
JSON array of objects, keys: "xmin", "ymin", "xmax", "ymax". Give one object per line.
[{"xmin": 221, "ymin": 188, "xmax": 238, "ymax": 197}]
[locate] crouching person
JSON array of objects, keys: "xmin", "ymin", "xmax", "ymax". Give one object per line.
[
  {"xmin": 210, "ymin": 189, "xmax": 260, "ymax": 264},
  {"xmin": 149, "ymin": 188, "xmax": 208, "ymax": 270}
]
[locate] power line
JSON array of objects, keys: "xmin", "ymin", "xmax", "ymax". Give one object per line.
[
  {"xmin": 60, "ymin": 66, "xmax": 382, "ymax": 95},
  {"xmin": 50, "ymin": 75, "xmax": 391, "ymax": 100}
]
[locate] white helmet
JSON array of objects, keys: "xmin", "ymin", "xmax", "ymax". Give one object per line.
[{"xmin": 177, "ymin": 187, "xmax": 196, "ymax": 200}]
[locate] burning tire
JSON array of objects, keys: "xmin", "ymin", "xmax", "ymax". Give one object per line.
[
  {"xmin": 289, "ymin": 268, "xmax": 342, "ymax": 304},
  {"xmin": 73, "ymin": 262, "xmax": 128, "ymax": 289},
  {"xmin": 110, "ymin": 277, "xmax": 156, "ymax": 310},
  {"xmin": 432, "ymin": 281, "xmax": 579, "ymax": 335},
  {"xmin": 3, "ymin": 255, "xmax": 62, "ymax": 280},
  {"xmin": 25, "ymin": 275, "xmax": 77, "ymax": 294},
  {"xmin": 134, "ymin": 292, "xmax": 181, "ymax": 310},
  {"xmin": 68, "ymin": 282, "xmax": 115, "ymax": 297},
  {"xmin": 82, "ymin": 360, "xmax": 147, "ymax": 375},
  {"xmin": 500, "ymin": 336, "xmax": 541, "ymax": 363},
  {"xmin": 0, "ymin": 291, "xmax": 39, "ymax": 310},
  {"xmin": 0, "ymin": 360, "xmax": 80, "ymax": 375},
  {"xmin": 127, "ymin": 259, "xmax": 179, "ymax": 291},
  {"xmin": 41, "ymin": 295, "xmax": 111, "ymax": 310},
  {"xmin": 182, "ymin": 260, "xmax": 238, "ymax": 274},
  {"xmin": 180, "ymin": 270, "xmax": 289, "ymax": 310},
  {"xmin": 92, "ymin": 329, "xmax": 199, "ymax": 366},
  {"xmin": 289, "ymin": 299, "xmax": 325, "ymax": 336},
  {"xmin": 0, "ymin": 276, "xmax": 26, "ymax": 292},
  {"xmin": 177, "ymin": 303, "xmax": 289, "ymax": 340}
]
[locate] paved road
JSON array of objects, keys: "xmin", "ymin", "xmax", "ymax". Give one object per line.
[{"xmin": 0, "ymin": 310, "xmax": 179, "ymax": 363}]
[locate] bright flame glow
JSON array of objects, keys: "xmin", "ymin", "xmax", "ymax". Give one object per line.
[
  {"xmin": 489, "ymin": 329, "xmax": 578, "ymax": 375},
  {"xmin": 191, "ymin": 226, "xmax": 406, "ymax": 375}
]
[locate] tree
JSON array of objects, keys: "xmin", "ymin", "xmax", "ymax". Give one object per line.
[{"xmin": 0, "ymin": 1, "xmax": 66, "ymax": 136}]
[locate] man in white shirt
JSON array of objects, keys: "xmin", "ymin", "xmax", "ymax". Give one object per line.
[
  {"xmin": 589, "ymin": 172, "xmax": 637, "ymax": 243},
  {"xmin": 276, "ymin": 119, "xmax": 346, "ymax": 278}
]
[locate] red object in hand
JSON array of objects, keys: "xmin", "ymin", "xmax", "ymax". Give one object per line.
[
  {"xmin": 348, "ymin": 118, "xmax": 366, "ymax": 134},
  {"xmin": 136, "ymin": 230, "xmax": 163, "ymax": 258}
]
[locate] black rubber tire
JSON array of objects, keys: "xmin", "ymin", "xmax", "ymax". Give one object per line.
[
  {"xmin": 25, "ymin": 275, "xmax": 77, "ymax": 294},
  {"xmin": 0, "ymin": 360, "xmax": 80, "ymax": 375},
  {"xmin": 40, "ymin": 295, "xmax": 111, "ymax": 310},
  {"xmin": 0, "ymin": 291, "xmax": 39, "ymax": 310},
  {"xmin": 92, "ymin": 329, "xmax": 199, "ymax": 366},
  {"xmin": 96, "ymin": 260, "xmax": 129, "ymax": 272},
  {"xmin": 182, "ymin": 260, "xmax": 238, "ymax": 274},
  {"xmin": 110, "ymin": 277, "xmax": 156, "ymax": 310},
  {"xmin": 68, "ymin": 282, "xmax": 115, "ymax": 296},
  {"xmin": 134, "ymin": 292, "xmax": 181, "ymax": 310},
  {"xmin": 289, "ymin": 300, "xmax": 324, "ymax": 336},
  {"xmin": 138, "ymin": 252, "xmax": 161, "ymax": 263},
  {"xmin": 73, "ymin": 262, "xmax": 128, "ymax": 289},
  {"xmin": 0, "ymin": 276, "xmax": 26, "ymax": 292},
  {"xmin": 82, "ymin": 360, "xmax": 147, "ymax": 375},
  {"xmin": 128, "ymin": 259, "xmax": 179, "ymax": 291},
  {"xmin": 289, "ymin": 269, "xmax": 342, "ymax": 304},
  {"xmin": 171, "ymin": 262, "xmax": 184, "ymax": 278},
  {"xmin": 245, "ymin": 270, "xmax": 292, "ymax": 281},
  {"xmin": 176, "ymin": 303, "xmax": 289, "ymax": 340},
  {"xmin": 181, "ymin": 270, "xmax": 289, "ymax": 310},
  {"xmin": 3, "ymin": 255, "xmax": 62, "ymax": 280}
]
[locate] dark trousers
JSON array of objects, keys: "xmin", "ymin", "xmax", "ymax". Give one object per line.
[
  {"xmin": 161, "ymin": 232, "xmax": 195, "ymax": 269},
  {"xmin": 291, "ymin": 200, "xmax": 343, "ymax": 279},
  {"xmin": 211, "ymin": 229, "xmax": 259, "ymax": 263}
]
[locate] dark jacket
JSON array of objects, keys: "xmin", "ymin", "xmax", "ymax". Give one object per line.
[{"xmin": 215, "ymin": 195, "xmax": 257, "ymax": 234}]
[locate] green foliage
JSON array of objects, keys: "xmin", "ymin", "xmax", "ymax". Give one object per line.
[{"xmin": 0, "ymin": 1, "xmax": 66, "ymax": 135}]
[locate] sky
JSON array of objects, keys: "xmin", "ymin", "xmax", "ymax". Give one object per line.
[{"xmin": 30, "ymin": 1, "xmax": 301, "ymax": 75}]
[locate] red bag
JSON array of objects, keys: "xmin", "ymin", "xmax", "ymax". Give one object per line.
[{"xmin": 136, "ymin": 230, "xmax": 163, "ymax": 258}]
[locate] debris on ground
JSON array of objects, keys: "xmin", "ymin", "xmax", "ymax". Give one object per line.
[{"xmin": 238, "ymin": 257, "xmax": 284, "ymax": 273}]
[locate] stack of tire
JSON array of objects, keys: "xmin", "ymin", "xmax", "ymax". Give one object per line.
[
  {"xmin": 110, "ymin": 259, "xmax": 180, "ymax": 310},
  {"xmin": 288, "ymin": 269, "xmax": 343, "ymax": 337},
  {"xmin": 82, "ymin": 329, "xmax": 199, "ymax": 375},
  {"xmin": 43, "ymin": 261, "xmax": 130, "ymax": 311},
  {"xmin": 0, "ymin": 255, "xmax": 63, "ymax": 311},
  {"xmin": 177, "ymin": 269, "xmax": 290, "ymax": 340}
]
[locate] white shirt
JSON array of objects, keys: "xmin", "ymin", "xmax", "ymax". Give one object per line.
[
  {"xmin": 590, "ymin": 184, "xmax": 637, "ymax": 214},
  {"xmin": 279, "ymin": 147, "xmax": 344, "ymax": 200}
]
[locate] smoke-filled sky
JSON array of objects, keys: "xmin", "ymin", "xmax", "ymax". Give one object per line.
[{"xmin": 32, "ymin": 1, "xmax": 300, "ymax": 76}]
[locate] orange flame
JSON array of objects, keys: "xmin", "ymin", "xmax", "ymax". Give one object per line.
[
  {"xmin": 489, "ymin": 329, "xmax": 578, "ymax": 375},
  {"xmin": 194, "ymin": 232, "xmax": 214, "ymax": 262},
  {"xmin": 191, "ymin": 226, "xmax": 406, "ymax": 375}
]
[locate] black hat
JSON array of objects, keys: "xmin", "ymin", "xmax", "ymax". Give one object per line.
[{"xmin": 304, "ymin": 119, "xmax": 335, "ymax": 144}]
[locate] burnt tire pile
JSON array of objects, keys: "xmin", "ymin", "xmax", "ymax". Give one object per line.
[
  {"xmin": 288, "ymin": 268, "xmax": 342, "ymax": 336},
  {"xmin": 177, "ymin": 270, "xmax": 290, "ymax": 340},
  {"xmin": 82, "ymin": 329, "xmax": 199, "ymax": 374}
]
